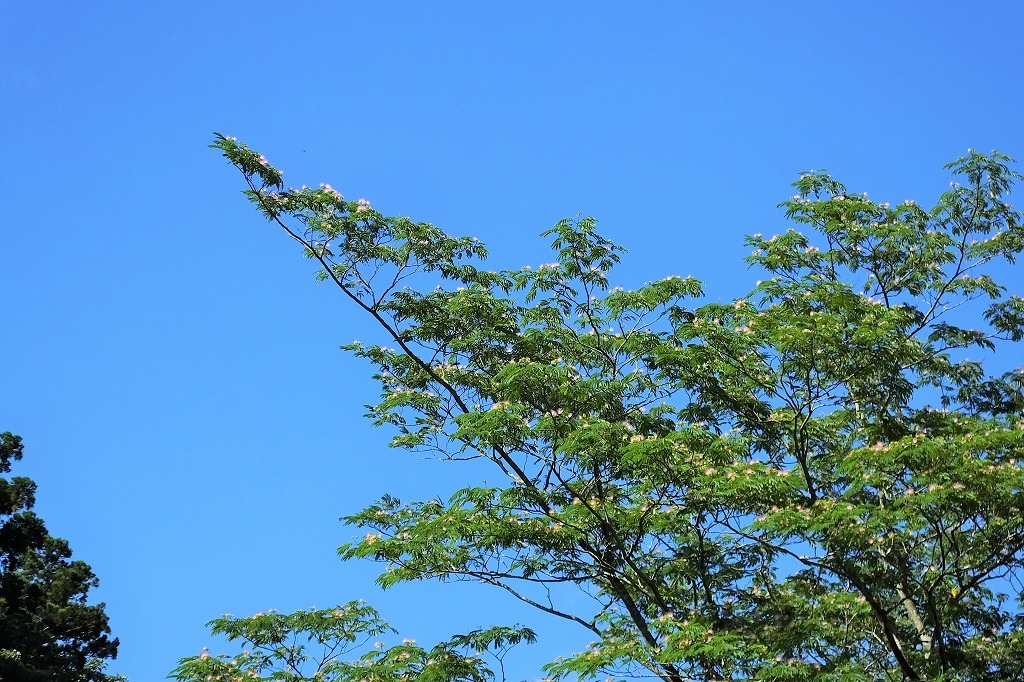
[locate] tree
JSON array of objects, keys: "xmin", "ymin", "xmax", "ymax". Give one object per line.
[
  {"xmin": 183, "ymin": 135, "xmax": 1024, "ymax": 682},
  {"xmin": 0, "ymin": 432, "xmax": 122, "ymax": 682}
]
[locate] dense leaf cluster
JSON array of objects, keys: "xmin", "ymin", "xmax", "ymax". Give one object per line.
[
  {"xmin": 188, "ymin": 135, "xmax": 1024, "ymax": 682},
  {"xmin": 0, "ymin": 432, "xmax": 122, "ymax": 682}
]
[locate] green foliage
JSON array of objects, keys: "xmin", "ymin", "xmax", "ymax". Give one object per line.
[
  {"xmin": 170, "ymin": 602, "xmax": 536, "ymax": 682},
  {"xmin": 0, "ymin": 432, "xmax": 123, "ymax": 682},
  {"xmin": 207, "ymin": 136, "xmax": 1024, "ymax": 682}
]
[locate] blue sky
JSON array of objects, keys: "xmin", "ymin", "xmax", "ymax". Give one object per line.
[{"xmin": 2, "ymin": 2, "xmax": 1023, "ymax": 680}]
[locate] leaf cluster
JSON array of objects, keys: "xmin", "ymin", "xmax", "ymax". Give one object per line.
[
  {"xmin": 0, "ymin": 432, "xmax": 123, "ymax": 682},
  {"xmin": 171, "ymin": 602, "xmax": 536, "ymax": 682}
]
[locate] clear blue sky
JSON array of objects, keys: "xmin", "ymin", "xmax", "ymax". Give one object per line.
[{"xmin": 2, "ymin": 3, "xmax": 1023, "ymax": 680}]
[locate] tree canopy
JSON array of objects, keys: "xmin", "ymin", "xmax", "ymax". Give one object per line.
[
  {"xmin": 0, "ymin": 432, "xmax": 122, "ymax": 682},
  {"xmin": 179, "ymin": 136, "xmax": 1024, "ymax": 682}
]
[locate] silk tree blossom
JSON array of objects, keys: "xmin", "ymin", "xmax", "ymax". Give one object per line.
[{"xmin": 320, "ymin": 183, "xmax": 343, "ymax": 200}]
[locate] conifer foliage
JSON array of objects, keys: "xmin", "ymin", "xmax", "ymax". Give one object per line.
[{"xmin": 0, "ymin": 432, "xmax": 122, "ymax": 682}]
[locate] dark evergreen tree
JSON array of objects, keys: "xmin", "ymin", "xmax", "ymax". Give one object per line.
[{"xmin": 0, "ymin": 432, "xmax": 122, "ymax": 682}]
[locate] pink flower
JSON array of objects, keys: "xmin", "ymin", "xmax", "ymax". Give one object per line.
[{"xmin": 320, "ymin": 183, "xmax": 343, "ymax": 200}]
